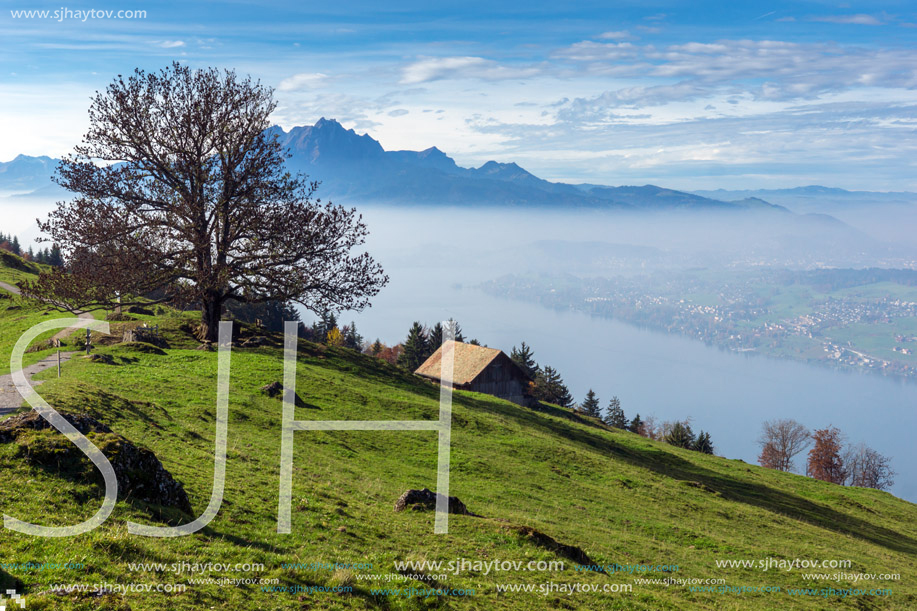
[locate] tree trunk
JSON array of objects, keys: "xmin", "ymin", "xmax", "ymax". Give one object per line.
[{"xmin": 199, "ymin": 295, "xmax": 222, "ymax": 344}]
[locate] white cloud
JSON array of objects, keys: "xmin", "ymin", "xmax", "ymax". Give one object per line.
[
  {"xmin": 278, "ymin": 72, "xmax": 327, "ymax": 91},
  {"xmin": 811, "ymin": 14, "xmax": 883, "ymax": 26},
  {"xmin": 400, "ymin": 56, "xmax": 541, "ymax": 85},
  {"xmin": 159, "ymin": 40, "xmax": 186, "ymax": 48},
  {"xmin": 598, "ymin": 30, "xmax": 633, "ymax": 40}
]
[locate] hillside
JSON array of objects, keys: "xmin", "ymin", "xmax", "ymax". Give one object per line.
[{"xmin": 0, "ymin": 263, "xmax": 915, "ymax": 610}]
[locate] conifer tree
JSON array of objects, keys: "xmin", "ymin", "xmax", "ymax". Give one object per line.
[
  {"xmin": 693, "ymin": 430, "xmax": 714, "ymax": 454},
  {"xmin": 532, "ymin": 366, "xmax": 573, "ymax": 407},
  {"xmin": 664, "ymin": 421, "xmax": 695, "ymax": 449},
  {"xmin": 605, "ymin": 396, "xmax": 627, "ymax": 428},
  {"xmin": 580, "ymin": 389, "xmax": 601, "ymax": 418},
  {"xmin": 47, "ymin": 243, "xmax": 63, "ymax": 267},
  {"xmin": 426, "ymin": 321, "xmax": 444, "ymax": 359},
  {"xmin": 628, "ymin": 413, "xmax": 643, "ymax": 434},
  {"xmin": 10, "ymin": 236, "xmax": 20, "ymax": 256},
  {"xmin": 510, "ymin": 342, "xmax": 539, "ymax": 380},
  {"xmin": 397, "ymin": 321, "xmax": 429, "ymax": 371}
]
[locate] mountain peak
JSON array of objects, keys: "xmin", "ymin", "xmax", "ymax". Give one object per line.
[{"xmin": 279, "ymin": 118, "xmax": 384, "ymax": 164}]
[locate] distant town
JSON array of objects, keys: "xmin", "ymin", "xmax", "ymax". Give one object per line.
[{"xmin": 482, "ymin": 268, "xmax": 917, "ymax": 380}]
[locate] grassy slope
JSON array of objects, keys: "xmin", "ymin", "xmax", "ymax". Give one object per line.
[
  {"xmin": 0, "ymin": 251, "xmax": 96, "ymax": 375},
  {"xmin": 0, "ymin": 267, "xmax": 915, "ymax": 610}
]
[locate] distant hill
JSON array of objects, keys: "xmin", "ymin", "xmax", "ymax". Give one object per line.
[
  {"xmin": 0, "ymin": 155, "xmax": 58, "ymax": 193},
  {"xmin": 693, "ymin": 186, "xmax": 917, "ymax": 214}
]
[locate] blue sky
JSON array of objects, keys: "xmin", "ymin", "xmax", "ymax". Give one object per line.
[{"xmin": 1, "ymin": 0, "xmax": 916, "ymax": 190}]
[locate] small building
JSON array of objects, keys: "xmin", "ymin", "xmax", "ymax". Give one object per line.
[{"xmin": 415, "ymin": 341, "xmax": 530, "ymax": 406}]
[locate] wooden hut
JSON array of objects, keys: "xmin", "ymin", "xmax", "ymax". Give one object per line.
[{"xmin": 415, "ymin": 341, "xmax": 530, "ymax": 406}]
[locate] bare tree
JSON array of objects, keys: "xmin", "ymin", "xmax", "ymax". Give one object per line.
[
  {"xmin": 757, "ymin": 419, "xmax": 811, "ymax": 472},
  {"xmin": 806, "ymin": 427, "xmax": 846, "ymax": 485},
  {"xmin": 844, "ymin": 444, "xmax": 895, "ymax": 491},
  {"xmin": 22, "ymin": 63, "xmax": 387, "ymax": 343}
]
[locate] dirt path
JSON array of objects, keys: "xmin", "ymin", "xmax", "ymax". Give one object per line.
[
  {"xmin": 0, "ymin": 352, "xmax": 78, "ymax": 416},
  {"xmin": 0, "ymin": 280, "xmax": 93, "ymax": 416}
]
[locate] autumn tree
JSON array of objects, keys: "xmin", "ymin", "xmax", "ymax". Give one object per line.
[
  {"xmin": 580, "ymin": 389, "xmax": 601, "ymax": 418},
  {"xmin": 22, "ymin": 63, "xmax": 387, "ymax": 342},
  {"xmin": 844, "ymin": 443, "xmax": 895, "ymax": 491},
  {"xmin": 757, "ymin": 419, "xmax": 811, "ymax": 472},
  {"xmin": 806, "ymin": 427, "xmax": 846, "ymax": 484}
]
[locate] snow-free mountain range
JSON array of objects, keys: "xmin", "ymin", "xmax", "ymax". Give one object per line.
[{"xmin": 1, "ymin": 118, "xmax": 915, "ymax": 216}]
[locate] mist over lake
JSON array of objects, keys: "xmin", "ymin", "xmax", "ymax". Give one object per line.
[
  {"xmin": 3, "ymin": 196, "xmax": 915, "ymax": 500},
  {"xmin": 326, "ymin": 204, "xmax": 917, "ymax": 501}
]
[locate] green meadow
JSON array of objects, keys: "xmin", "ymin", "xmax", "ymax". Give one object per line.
[{"xmin": 0, "ymin": 256, "xmax": 915, "ymax": 610}]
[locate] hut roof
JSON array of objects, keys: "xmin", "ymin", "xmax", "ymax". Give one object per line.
[{"xmin": 415, "ymin": 341, "xmax": 506, "ymax": 386}]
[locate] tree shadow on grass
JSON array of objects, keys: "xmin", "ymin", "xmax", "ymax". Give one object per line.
[
  {"xmin": 455, "ymin": 393, "xmax": 917, "ymax": 556},
  {"xmin": 0, "ymin": 568, "xmax": 22, "ymax": 593}
]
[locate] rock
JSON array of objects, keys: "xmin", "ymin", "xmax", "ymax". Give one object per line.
[
  {"xmin": 508, "ymin": 525, "xmax": 599, "ymax": 568},
  {"xmin": 122, "ymin": 327, "xmax": 168, "ymax": 348},
  {"xmin": 84, "ymin": 354, "xmax": 115, "ymax": 365},
  {"xmin": 240, "ymin": 336, "xmax": 269, "ymax": 348},
  {"xmin": 394, "ymin": 488, "xmax": 471, "ymax": 515},
  {"xmin": 117, "ymin": 341, "xmax": 166, "ymax": 356},
  {"xmin": 0, "ymin": 412, "xmax": 192, "ymax": 514},
  {"xmin": 195, "ymin": 343, "xmax": 214, "ymax": 351},
  {"xmin": 261, "ymin": 381, "xmax": 284, "ymax": 397},
  {"xmin": 0, "ymin": 411, "xmax": 111, "ymax": 443}
]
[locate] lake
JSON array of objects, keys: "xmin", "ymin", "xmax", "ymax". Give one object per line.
[{"xmin": 332, "ymin": 205, "xmax": 917, "ymax": 502}]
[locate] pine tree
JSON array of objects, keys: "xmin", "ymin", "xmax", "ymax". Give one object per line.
[
  {"xmin": 397, "ymin": 321, "xmax": 429, "ymax": 371},
  {"xmin": 370, "ymin": 339, "xmax": 383, "ymax": 357},
  {"xmin": 693, "ymin": 430, "xmax": 714, "ymax": 454},
  {"xmin": 532, "ymin": 366, "xmax": 573, "ymax": 407},
  {"xmin": 510, "ymin": 342, "xmax": 539, "ymax": 380},
  {"xmin": 580, "ymin": 389, "xmax": 601, "ymax": 418},
  {"xmin": 447, "ymin": 318, "xmax": 465, "ymax": 343},
  {"xmin": 10, "ymin": 236, "xmax": 20, "ymax": 256},
  {"xmin": 605, "ymin": 396, "xmax": 627, "ymax": 428},
  {"xmin": 664, "ymin": 421, "xmax": 695, "ymax": 449},
  {"xmin": 426, "ymin": 322, "xmax": 444, "ymax": 359},
  {"xmin": 341, "ymin": 322, "xmax": 363, "ymax": 350},
  {"xmin": 47, "ymin": 243, "xmax": 63, "ymax": 267},
  {"xmin": 628, "ymin": 413, "xmax": 643, "ymax": 434}
]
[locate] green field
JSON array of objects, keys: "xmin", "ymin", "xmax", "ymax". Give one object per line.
[{"xmin": 1, "ymin": 259, "xmax": 916, "ymax": 610}]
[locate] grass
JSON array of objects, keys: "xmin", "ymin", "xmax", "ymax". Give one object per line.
[{"xmin": 0, "ymin": 264, "xmax": 915, "ymax": 609}]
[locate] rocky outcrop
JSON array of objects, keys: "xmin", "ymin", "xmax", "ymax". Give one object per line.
[
  {"xmin": 0, "ymin": 411, "xmax": 192, "ymax": 514},
  {"xmin": 394, "ymin": 488, "xmax": 472, "ymax": 515}
]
